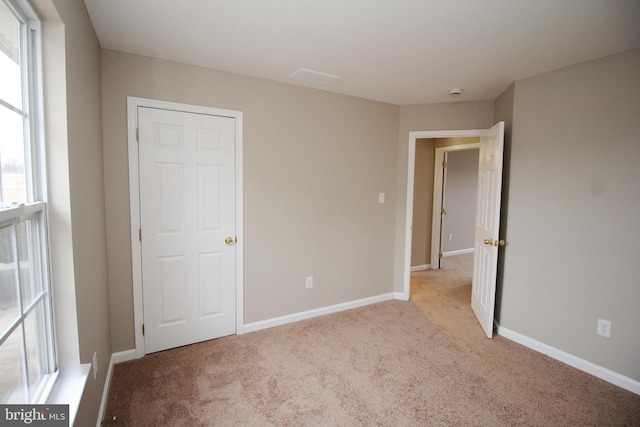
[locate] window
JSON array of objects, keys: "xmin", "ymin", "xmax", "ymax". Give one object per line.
[{"xmin": 0, "ymin": 0, "xmax": 56, "ymax": 403}]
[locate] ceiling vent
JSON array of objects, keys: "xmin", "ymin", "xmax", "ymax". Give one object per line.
[{"xmin": 290, "ymin": 68, "xmax": 341, "ymax": 86}]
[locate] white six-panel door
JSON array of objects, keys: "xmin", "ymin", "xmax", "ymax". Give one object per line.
[
  {"xmin": 138, "ymin": 106, "xmax": 236, "ymax": 353},
  {"xmin": 471, "ymin": 121, "xmax": 505, "ymax": 338}
]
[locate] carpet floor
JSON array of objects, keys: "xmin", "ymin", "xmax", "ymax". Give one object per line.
[{"xmin": 103, "ymin": 254, "xmax": 640, "ymax": 426}]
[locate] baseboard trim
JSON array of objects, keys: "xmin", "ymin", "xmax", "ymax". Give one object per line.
[
  {"xmin": 393, "ymin": 292, "xmax": 407, "ymax": 301},
  {"xmin": 112, "ymin": 349, "xmax": 137, "ymax": 364},
  {"xmin": 96, "ymin": 350, "xmax": 137, "ymax": 427},
  {"xmin": 442, "ymin": 248, "xmax": 474, "ymax": 257},
  {"xmin": 243, "ymin": 293, "xmax": 395, "ymax": 334},
  {"xmin": 497, "ymin": 326, "xmax": 640, "ymax": 395},
  {"xmin": 411, "ymin": 264, "xmax": 431, "ymax": 272}
]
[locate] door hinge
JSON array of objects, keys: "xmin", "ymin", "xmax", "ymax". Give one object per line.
[
  {"xmin": 442, "ymin": 161, "xmax": 447, "ymax": 168},
  {"xmin": 142, "ymin": 324, "xmax": 145, "ymax": 336},
  {"xmin": 441, "ymin": 208, "xmax": 447, "ymax": 215},
  {"xmin": 136, "ymin": 128, "xmax": 139, "ymax": 142},
  {"xmin": 139, "ymin": 228, "xmax": 142, "ymax": 241},
  {"xmin": 438, "ymin": 252, "xmax": 443, "ymax": 259}
]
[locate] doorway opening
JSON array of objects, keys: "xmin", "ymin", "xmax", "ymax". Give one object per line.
[
  {"xmin": 402, "ymin": 123, "xmax": 505, "ymax": 337},
  {"xmin": 408, "ymin": 138, "xmax": 479, "ymax": 311},
  {"xmin": 402, "ymin": 129, "xmax": 484, "ymax": 299}
]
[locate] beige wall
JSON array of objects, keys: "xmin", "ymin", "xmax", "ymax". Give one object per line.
[
  {"xmin": 394, "ymin": 102, "xmax": 494, "ymax": 290},
  {"xmin": 48, "ymin": 0, "xmax": 111, "ymax": 425},
  {"xmin": 442, "ymin": 148, "xmax": 478, "ymax": 253},
  {"xmin": 410, "ymin": 139, "xmax": 433, "ymax": 267},
  {"xmin": 101, "ymin": 50, "xmax": 400, "ymax": 351},
  {"xmin": 500, "ymin": 49, "xmax": 640, "ymax": 380}
]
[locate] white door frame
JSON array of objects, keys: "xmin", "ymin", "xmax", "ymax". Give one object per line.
[
  {"xmin": 402, "ymin": 129, "xmax": 484, "ymax": 300},
  {"xmin": 430, "ymin": 143, "xmax": 480, "ymax": 269},
  {"xmin": 127, "ymin": 96, "xmax": 244, "ymax": 358}
]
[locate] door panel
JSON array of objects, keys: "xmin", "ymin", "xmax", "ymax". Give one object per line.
[
  {"xmin": 471, "ymin": 121, "xmax": 505, "ymax": 338},
  {"xmin": 138, "ymin": 106, "xmax": 236, "ymax": 353},
  {"xmin": 159, "ymin": 255, "xmax": 186, "ymax": 325},
  {"xmin": 198, "ymin": 252, "xmax": 222, "ymax": 317}
]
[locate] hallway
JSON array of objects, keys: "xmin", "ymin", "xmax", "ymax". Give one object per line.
[{"xmin": 410, "ymin": 253, "xmax": 483, "ymax": 339}]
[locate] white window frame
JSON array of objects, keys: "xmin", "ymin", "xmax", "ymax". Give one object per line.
[{"xmin": 0, "ymin": 0, "xmax": 57, "ymax": 404}]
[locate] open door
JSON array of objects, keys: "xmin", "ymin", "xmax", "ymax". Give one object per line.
[{"xmin": 471, "ymin": 121, "xmax": 505, "ymax": 338}]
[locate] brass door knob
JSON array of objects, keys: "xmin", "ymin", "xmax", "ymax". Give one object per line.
[
  {"xmin": 484, "ymin": 238, "xmax": 505, "ymax": 247},
  {"xmin": 225, "ymin": 237, "xmax": 234, "ymax": 245}
]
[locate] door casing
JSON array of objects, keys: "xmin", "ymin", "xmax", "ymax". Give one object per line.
[{"xmin": 127, "ymin": 96, "xmax": 244, "ymax": 358}]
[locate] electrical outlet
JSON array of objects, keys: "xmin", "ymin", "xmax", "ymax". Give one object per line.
[
  {"xmin": 597, "ymin": 319, "xmax": 611, "ymax": 338},
  {"xmin": 448, "ymin": 234, "xmax": 453, "ymax": 241},
  {"xmin": 92, "ymin": 352, "xmax": 98, "ymax": 379},
  {"xmin": 305, "ymin": 276, "xmax": 313, "ymax": 289}
]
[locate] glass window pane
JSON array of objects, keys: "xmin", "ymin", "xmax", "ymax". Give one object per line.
[
  {"xmin": 0, "ymin": 326, "xmax": 26, "ymax": 403},
  {"xmin": 0, "ymin": 105, "xmax": 27, "ymax": 207},
  {"xmin": 18, "ymin": 217, "xmax": 42, "ymax": 307},
  {"xmin": 24, "ymin": 303, "xmax": 47, "ymax": 397},
  {"xmin": 1, "ymin": 0, "xmax": 54, "ymax": 404},
  {"xmin": 0, "ymin": 222, "xmax": 19, "ymax": 336},
  {"xmin": 0, "ymin": 0, "xmax": 23, "ymax": 109}
]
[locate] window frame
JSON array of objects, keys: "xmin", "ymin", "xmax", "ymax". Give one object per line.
[{"xmin": 0, "ymin": 0, "xmax": 58, "ymax": 404}]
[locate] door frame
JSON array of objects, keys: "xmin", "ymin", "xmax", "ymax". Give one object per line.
[
  {"xmin": 430, "ymin": 143, "xmax": 480, "ymax": 269},
  {"xmin": 402, "ymin": 129, "xmax": 484, "ymax": 300},
  {"xmin": 127, "ymin": 96, "xmax": 244, "ymax": 358}
]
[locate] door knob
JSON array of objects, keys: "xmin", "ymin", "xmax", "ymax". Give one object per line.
[
  {"xmin": 496, "ymin": 239, "xmax": 505, "ymax": 247},
  {"xmin": 225, "ymin": 237, "xmax": 235, "ymax": 245},
  {"xmin": 484, "ymin": 239, "xmax": 493, "ymax": 245}
]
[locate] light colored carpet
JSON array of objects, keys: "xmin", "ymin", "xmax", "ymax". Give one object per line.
[{"xmin": 103, "ymin": 254, "xmax": 640, "ymax": 426}]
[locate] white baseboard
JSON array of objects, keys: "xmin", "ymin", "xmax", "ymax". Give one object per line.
[
  {"xmin": 393, "ymin": 292, "xmax": 407, "ymax": 301},
  {"xmin": 411, "ymin": 264, "xmax": 431, "ymax": 272},
  {"xmin": 497, "ymin": 326, "xmax": 640, "ymax": 396},
  {"xmin": 243, "ymin": 293, "xmax": 395, "ymax": 334},
  {"xmin": 442, "ymin": 248, "xmax": 474, "ymax": 257},
  {"xmin": 111, "ymin": 349, "xmax": 137, "ymax": 364},
  {"xmin": 96, "ymin": 350, "xmax": 137, "ymax": 427}
]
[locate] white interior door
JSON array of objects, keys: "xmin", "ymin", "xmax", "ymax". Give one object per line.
[
  {"xmin": 138, "ymin": 106, "xmax": 236, "ymax": 353},
  {"xmin": 471, "ymin": 121, "xmax": 505, "ymax": 338}
]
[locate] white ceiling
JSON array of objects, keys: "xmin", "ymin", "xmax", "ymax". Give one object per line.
[{"xmin": 83, "ymin": 0, "xmax": 640, "ymax": 106}]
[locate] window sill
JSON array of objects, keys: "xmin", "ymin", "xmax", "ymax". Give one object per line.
[{"xmin": 44, "ymin": 363, "xmax": 91, "ymax": 425}]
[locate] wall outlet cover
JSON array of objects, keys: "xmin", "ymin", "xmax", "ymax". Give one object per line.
[{"xmin": 597, "ymin": 319, "xmax": 611, "ymax": 338}]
